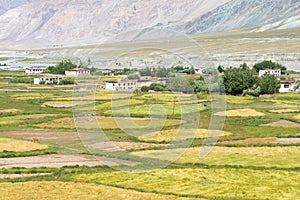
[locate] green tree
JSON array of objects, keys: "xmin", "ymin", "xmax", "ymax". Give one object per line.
[
  {"xmin": 141, "ymin": 86, "xmax": 150, "ymax": 92},
  {"xmin": 167, "ymin": 77, "xmax": 193, "ymax": 94},
  {"xmin": 259, "ymin": 74, "xmax": 279, "ymax": 94},
  {"xmin": 217, "ymin": 65, "xmax": 225, "ymax": 73},
  {"xmin": 223, "ymin": 67, "xmax": 258, "ymax": 95},
  {"xmin": 155, "ymin": 67, "xmax": 169, "ymax": 77},
  {"xmin": 139, "ymin": 68, "xmax": 154, "ymax": 77},
  {"xmin": 149, "ymin": 83, "xmax": 166, "ymax": 91},
  {"xmin": 127, "ymin": 74, "xmax": 140, "ymax": 80},
  {"xmin": 47, "ymin": 60, "xmax": 77, "ymax": 74},
  {"xmin": 253, "ymin": 61, "xmax": 287, "ymax": 75},
  {"xmin": 60, "ymin": 77, "xmax": 75, "ymax": 85}
]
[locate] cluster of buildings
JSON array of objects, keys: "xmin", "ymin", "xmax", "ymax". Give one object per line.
[
  {"xmin": 25, "ymin": 66, "xmax": 299, "ymax": 93},
  {"xmin": 258, "ymin": 69, "xmax": 298, "ymax": 93},
  {"xmin": 26, "ymin": 67, "xmax": 90, "ymax": 85},
  {"xmin": 104, "ymin": 77, "xmax": 168, "ymax": 92}
]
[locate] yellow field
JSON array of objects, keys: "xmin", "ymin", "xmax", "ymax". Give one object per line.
[
  {"xmin": 95, "ymin": 92, "xmax": 132, "ymax": 100},
  {"xmin": 10, "ymin": 93, "xmax": 59, "ymax": 100},
  {"xmin": 139, "ymin": 129, "xmax": 232, "ymax": 142},
  {"xmin": 0, "ymin": 181, "xmax": 190, "ymax": 200},
  {"xmin": 269, "ymin": 109, "xmax": 300, "ymax": 113},
  {"xmin": 36, "ymin": 117, "xmax": 182, "ymax": 130},
  {"xmin": 226, "ymin": 96, "xmax": 255, "ymax": 104},
  {"xmin": 104, "ymin": 103, "xmax": 205, "ymax": 117},
  {"xmin": 260, "ymin": 99, "xmax": 300, "ymax": 105},
  {"xmin": 294, "ymin": 114, "xmax": 300, "ymax": 121},
  {"xmin": 136, "ymin": 93, "xmax": 195, "ymax": 103},
  {"xmin": 0, "ymin": 109, "xmax": 20, "ymax": 114},
  {"xmin": 214, "ymin": 108, "xmax": 265, "ymax": 117},
  {"xmin": 0, "ymin": 114, "xmax": 57, "ymax": 126},
  {"xmin": 43, "ymin": 101, "xmax": 90, "ymax": 108},
  {"xmin": 0, "ymin": 137, "xmax": 47, "ymax": 152},
  {"xmin": 73, "ymin": 168, "xmax": 300, "ymax": 200},
  {"xmin": 132, "ymin": 146, "xmax": 300, "ymax": 168}
]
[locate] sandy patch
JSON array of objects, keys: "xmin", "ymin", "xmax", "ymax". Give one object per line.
[
  {"xmin": 0, "ymin": 173, "xmax": 51, "ymax": 179},
  {"xmin": 0, "ymin": 154, "xmax": 138, "ymax": 169},
  {"xmin": 0, "ymin": 132, "xmax": 79, "ymax": 142},
  {"xmin": 114, "ymin": 142, "xmax": 167, "ymax": 150},
  {"xmin": 0, "ymin": 109, "xmax": 20, "ymax": 114},
  {"xmin": 214, "ymin": 109, "xmax": 265, "ymax": 117},
  {"xmin": 218, "ymin": 138, "xmax": 277, "ymax": 145},
  {"xmin": 86, "ymin": 142, "xmax": 167, "ymax": 152},
  {"xmin": 272, "ymin": 138, "xmax": 300, "ymax": 144},
  {"xmin": 260, "ymin": 120, "xmax": 300, "ymax": 128}
]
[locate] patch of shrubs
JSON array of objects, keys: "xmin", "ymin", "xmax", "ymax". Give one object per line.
[{"xmin": 0, "ymin": 149, "xmax": 56, "ymax": 158}]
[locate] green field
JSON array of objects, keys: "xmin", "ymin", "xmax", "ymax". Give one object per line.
[{"xmin": 0, "ymin": 70, "xmax": 299, "ymax": 199}]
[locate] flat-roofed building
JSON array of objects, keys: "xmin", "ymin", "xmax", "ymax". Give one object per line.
[
  {"xmin": 25, "ymin": 67, "xmax": 46, "ymax": 75},
  {"xmin": 105, "ymin": 80, "xmax": 137, "ymax": 92},
  {"xmin": 65, "ymin": 68, "xmax": 90, "ymax": 76},
  {"xmin": 259, "ymin": 69, "xmax": 281, "ymax": 77},
  {"xmin": 34, "ymin": 76, "xmax": 63, "ymax": 85}
]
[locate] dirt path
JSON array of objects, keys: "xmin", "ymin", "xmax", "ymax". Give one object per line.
[
  {"xmin": 0, "ymin": 131, "xmax": 79, "ymax": 142},
  {"xmin": 273, "ymin": 138, "xmax": 300, "ymax": 144},
  {"xmin": 0, "ymin": 173, "xmax": 51, "ymax": 179},
  {"xmin": 260, "ymin": 120, "xmax": 300, "ymax": 128},
  {"xmin": 0, "ymin": 154, "xmax": 139, "ymax": 169}
]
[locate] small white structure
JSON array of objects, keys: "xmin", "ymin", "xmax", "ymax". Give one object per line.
[
  {"xmin": 279, "ymin": 81, "xmax": 295, "ymax": 93},
  {"xmin": 25, "ymin": 68, "xmax": 46, "ymax": 75},
  {"xmin": 65, "ymin": 68, "xmax": 90, "ymax": 76},
  {"xmin": 137, "ymin": 78, "xmax": 167, "ymax": 88},
  {"xmin": 105, "ymin": 80, "xmax": 137, "ymax": 92},
  {"xmin": 34, "ymin": 76, "xmax": 63, "ymax": 85},
  {"xmin": 259, "ymin": 69, "xmax": 281, "ymax": 77},
  {"xmin": 194, "ymin": 67, "xmax": 204, "ymax": 74}
]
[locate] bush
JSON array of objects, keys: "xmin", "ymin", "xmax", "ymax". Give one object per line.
[
  {"xmin": 253, "ymin": 60, "xmax": 287, "ymax": 75},
  {"xmin": 243, "ymin": 86, "xmax": 261, "ymax": 97},
  {"xmin": 10, "ymin": 77, "xmax": 33, "ymax": 84},
  {"xmin": 46, "ymin": 60, "xmax": 77, "ymax": 74},
  {"xmin": 127, "ymin": 74, "xmax": 140, "ymax": 80},
  {"xmin": 223, "ymin": 66, "xmax": 258, "ymax": 95},
  {"xmin": 60, "ymin": 77, "xmax": 75, "ymax": 85},
  {"xmin": 141, "ymin": 86, "xmax": 150, "ymax": 92}
]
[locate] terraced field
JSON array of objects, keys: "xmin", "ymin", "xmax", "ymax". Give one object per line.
[{"xmin": 0, "ymin": 71, "xmax": 299, "ymax": 199}]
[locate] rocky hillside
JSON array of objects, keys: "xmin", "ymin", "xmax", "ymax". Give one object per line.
[
  {"xmin": 0, "ymin": 0, "xmax": 299, "ymax": 47},
  {"xmin": 0, "ymin": 0, "xmax": 33, "ymax": 15},
  {"xmin": 184, "ymin": 0, "xmax": 300, "ymax": 34}
]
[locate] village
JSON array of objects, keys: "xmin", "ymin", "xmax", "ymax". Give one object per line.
[{"xmin": 22, "ymin": 60, "xmax": 300, "ymax": 95}]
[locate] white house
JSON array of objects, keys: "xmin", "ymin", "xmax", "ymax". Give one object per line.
[
  {"xmin": 65, "ymin": 68, "xmax": 90, "ymax": 76},
  {"xmin": 34, "ymin": 76, "xmax": 63, "ymax": 85},
  {"xmin": 105, "ymin": 80, "xmax": 137, "ymax": 92},
  {"xmin": 25, "ymin": 67, "xmax": 46, "ymax": 75},
  {"xmin": 279, "ymin": 81, "xmax": 295, "ymax": 93},
  {"xmin": 259, "ymin": 69, "xmax": 281, "ymax": 77}
]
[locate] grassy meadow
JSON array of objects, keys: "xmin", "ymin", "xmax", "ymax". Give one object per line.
[{"xmin": 0, "ymin": 70, "xmax": 299, "ymax": 199}]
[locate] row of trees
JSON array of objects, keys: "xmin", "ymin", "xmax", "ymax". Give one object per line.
[
  {"xmin": 253, "ymin": 60, "xmax": 287, "ymax": 74},
  {"xmin": 146, "ymin": 61, "xmax": 282, "ymax": 95},
  {"xmin": 139, "ymin": 66, "xmax": 195, "ymax": 78},
  {"xmin": 46, "ymin": 60, "xmax": 77, "ymax": 74}
]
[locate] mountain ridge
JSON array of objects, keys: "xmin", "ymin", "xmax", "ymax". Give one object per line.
[{"xmin": 0, "ymin": 0, "xmax": 299, "ymax": 47}]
